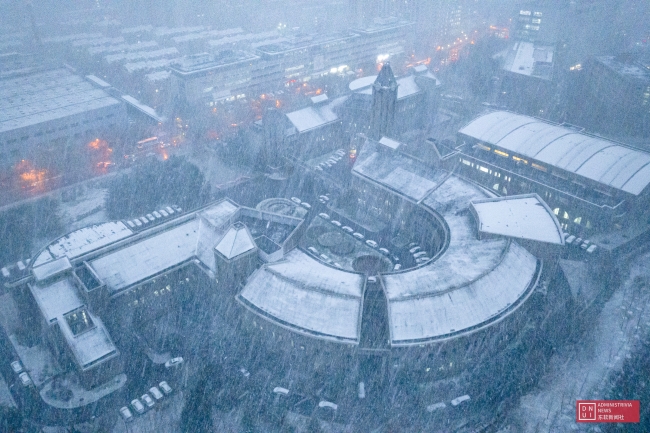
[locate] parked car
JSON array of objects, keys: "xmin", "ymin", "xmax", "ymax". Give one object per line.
[
  {"xmin": 341, "ymin": 226, "xmax": 354, "ymax": 233},
  {"xmin": 365, "ymin": 240, "xmax": 378, "ymax": 248},
  {"xmin": 565, "ymin": 235, "xmax": 576, "ymax": 244},
  {"xmin": 330, "ymin": 220, "xmax": 341, "ymax": 227},
  {"xmin": 318, "ymin": 213, "xmax": 330, "ymax": 220},
  {"xmin": 18, "ymin": 372, "xmax": 32, "ymax": 386},
  {"xmin": 159, "ymin": 381, "xmax": 173, "ymax": 395},
  {"xmin": 131, "ymin": 399, "xmax": 145, "ymax": 414},
  {"xmin": 165, "ymin": 357, "xmax": 183, "ymax": 368},
  {"xmin": 10, "ymin": 361, "xmax": 23, "ymax": 374},
  {"xmin": 273, "ymin": 387, "xmax": 289, "ymax": 395},
  {"xmin": 141, "ymin": 393, "xmax": 155, "ymax": 408},
  {"xmin": 290, "ymin": 197, "xmax": 301, "ymax": 204},
  {"xmin": 451, "ymin": 395, "xmax": 471, "ymax": 406},
  {"xmin": 379, "ymin": 248, "xmax": 390, "ymax": 256},
  {"xmin": 409, "ymin": 246, "xmax": 421, "ymax": 254},
  {"xmin": 119, "ymin": 406, "xmax": 133, "ymax": 421},
  {"xmin": 300, "ymin": 202, "xmax": 311, "ymax": 209},
  {"xmin": 149, "ymin": 387, "xmax": 164, "ymax": 401},
  {"xmin": 353, "ymin": 232, "xmax": 364, "ymax": 240}
]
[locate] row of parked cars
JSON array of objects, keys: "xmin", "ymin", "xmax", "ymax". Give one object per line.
[
  {"xmin": 313, "ymin": 149, "xmax": 346, "ymax": 171},
  {"xmin": 564, "ymin": 233, "xmax": 598, "ymax": 253},
  {"xmin": 119, "ymin": 380, "xmax": 173, "ymax": 422},
  {"xmin": 271, "ymin": 386, "xmax": 338, "ymax": 420},
  {"xmin": 125, "ymin": 205, "xmax": 182, "ymax": 229},
  {"xmin": 426, "ymin": 394, "xmax": 471, "ymax": 413},
  {"xmin": 10, "ymin": 360, "xmax": 33, "ymax": 387}
]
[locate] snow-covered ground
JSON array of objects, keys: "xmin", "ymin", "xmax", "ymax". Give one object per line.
[
  {"xmin": 59, "ymin": 187, "xmax": 109, "ymax": 231},
  {"xmin": 502, "ymin": 253, "xmax": 650, "ymax": 432}
]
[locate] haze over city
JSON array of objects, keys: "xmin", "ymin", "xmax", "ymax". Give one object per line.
[{"xmin": 0, "ymin": 0, "xmax": 649, "ymax": 432}]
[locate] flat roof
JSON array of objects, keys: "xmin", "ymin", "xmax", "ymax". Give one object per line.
[
  {"xmin": 459, "ymin": 111, "xmax": 650, "ymax": 195},
  {"xmin": 33, "ymin": 221, "xmax": 133, "ymax": 267},
  {"xmin": 470, "ymin": 194, "xmax": 564, "ymax": 245},
  {"xmin": 105, "ymin": 47, "xmax": 179, "ymax": 64},
  {"xmin": 87, "ymin": 40, "xmax": 159, "ymax": 56},
  {"xmin": 172, "ymin": 27, "xmax": 242, "ymax": 44},
  {"xmin": 502, "ymin": 41, "xmax": 554, "ymax": 79},
  {"xmin": 0, "ymin": 68, "xmax": 121, "ymax": 134},
  {"xmin": 208, "ymin": 30, "xmax": 279, "ymax": 48},
  {"xmin": 59, "ymin": 310, "xmax": 117, "ymax": 369},
  {"xmin": 31, "ymin": 278, "xmax": 84, "ymax": 323},
  {"xmin": 121, "ymin": 95, "xmax": 166, "ymax": 122},
  {"xmin": 352, "ymin": 138, "xmax": 447, "ymax": 202},
  {"xmin": 170, "ymin": 51, "xmax": 259, "ymax": 75},
  {"xmin": 596, "ymin": 56, "xmax": 650, "ymax": 81},
  {"xmin": 285, "ymin": 95, "xmax": 348, "ymax": 133},
  {"xmin": 32, "ymin": 256, "xmax": 72, "ymax": 282},
  {"xmin": 238, "ymin": 249, "xmax": 363, "ymax": 343}
]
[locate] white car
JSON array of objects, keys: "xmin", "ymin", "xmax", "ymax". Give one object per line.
[
  {"xmin": 134, "ymin": 219, "xmax": 142, "ymax": 227},
  {"xmin": 341, "ymin": 226, "xmax": 354, "ymax": 233},
  {"xmin": 165, "ymin": 357, "xmax": 183, "ymax": 368},
  {"xmin": 146, "ymin": 214, "xmax": 155, "ymax": 221},
  {"xmin": 131, "ymin": 399, "xmax": 145, "ymax": 414},
  {"xmin": 331, "ymin": 220, "xmax": 342, "ymax": 227},
  {"xmin": 318, "ymin": 400, "xmax": 338, "ymax": 410},
  {"xmin": 152, "ymin": 211, "xmax": 162, "ymax": 218},
  {"xmin": 319, "ymin": 254, "xmax": 332, "ymax": 263},
  {"xmin": 149, "ymin": 387, "xmax": 164, "ymax": 401},
  {"xmin": 159, "ymin": 381, "xmax": 173, "ymax": 395},
  {"xmin": 565, "ymin": 235, "xmax": 576, "ymax": 244},
  {"xmin": 10, "ymin": 361, "xmax": 23, "ymax": 374},
  {"xmin": 393, "ymin": 264, "xmax": 402, "ymax": 271},
  {"xmin": 587, "ymin": 244, "xmax": 598, "ymax": 253},
  {"xmin": 18, "ymin": 372, "xmax": 32, "ymax": 386},
  {"xmin": 273, "ymin": 387, "xmax": 289, "ymax": 395},
  {"xmin": 315, "ymin": 166, "xmax": 323, "ymax": 171},
  {"xmin": 353, "ymin": 232, "xmax": 364, "ymax": 240},
  {"xmin": 119, "ymin": 406, "xmax": 133, "ymax": 421},
  {"xmin": 318, "ymin": 213, "xmax": 330, "ymax": 220},
  {"xmin": 141, "ymin": 394, "xmax": 155, "ymax": 408},
  {"xmin": 413, "ymin": 251, "xmax": 428, "ymax": 258},
  {"xmin": 166, "ymin": 206, "xmax": 175, "ymax": 214},
  {"xmin": 365, "ymin": 240, "xmax": 378, "ymax": 248},
  {"xmin": 409, "ymin": 246, "xmax": 421, "ymax": 254},
  {"xmin": 172, "ymin": 205, "xmax": 182, "ymax": 212},
  {"xmin": 319, "ymin": 195, "xmax": 329, "ymax": 201},
  {"xmin": 300, "ymin": 202, "xmax": 311, "ymax": 209},
  {"xmin": 451, "ymin": 395, "xmax": 470, "ymax": 406},
  {"xmin": 416, "ymin": 257, "xmax": 430, "ymax": 264},
  {"xmin": 308, "ymin": 247, "xmax": 319, "ymax": 255},
  {"xmin": 379, "ymin": 248, "xmax": 390, "ymax": 256},
  {"xmin": 159, "ymin": 209, "xmax": 169, "ymax": 217}
]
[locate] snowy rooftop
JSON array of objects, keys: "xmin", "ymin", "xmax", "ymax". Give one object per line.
[
  {"xmin": 105, "ymin": 47, "xmax": 179, "ymax": 64},
  {"xmin": 121, "ymin": 95, "xmax": 166, "ymax": 122},
  {"xmin": 285, "ymin": 96, "xmax": 347, "ymax": 133},
  {"xmin": 59, "ymin": 310, "xmax": 117, "ymax": 369},
  {"xmin": 0, "ymin": 68, "xmax": 121, "ymax": 134},
  {"xmin": 33, "ymin": 221, "xmax": 133, "ymax": 268},
  {"xmin": 87, "ymin": 40, "xmax": 158, "ymax": 56},
  {"xmin": 32, "ymin": 256, "xmax": 72, "ymax": 282},
  {"xmin": 378, "ymin": 136, "xmax": 402, "ymax": 150},
  {"xmin": 459, "ymin": 111, "xmax": 650, "ymax": 195},
  {"xmin": 470, "ymin": 194, "xmax": 564, "ymax": 245},
  {"xmin": 502, "ymin": 42, "xmax": 554, "ymax": 79},
  {"xmin": 238, "ymin": 249, "xmax": 364, "ymax": 342},
  {"xmin": 349, "ymin": 74, "xmax": 421, "ymax": 99},
  {"xmin": 87, "ymin": 200, "xmax": 239, "ymax": 292},
  {"xmin": 352, "ymin": 138, "xmax": 447, "ymax": 202},
  {"xmin": 208, "ymin": 30, "xmax": 279, "ymax": 48},
  {"xmin": 31, "ymin": 278, "xmax": 83, "ymax": 324},
  {"xmin": 85, "ymin": 75, "xmax": 111, "ymax": 88},
  {"xmin": 171, "ymin": 27, "xmax": 242, "ymax": 44},
  {"xmin": 215, "ymin": 223, "xmax": 256, "ymax": 259},
  {"xmin": 597, "ymin": 56, "xmax": 650, "ymax": 81}
]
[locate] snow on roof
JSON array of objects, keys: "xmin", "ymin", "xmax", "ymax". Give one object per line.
[
  {"xmin": 238, "ymin": 249, "xmax": 363, "ymax": 342},
  {"xmin": 0, "ymin": 68, "xmax": 121, "ymax": 134},
  {"xmin": 32, "ymin": 256, "xmax": 72, "ymax": 282},
  {"xmin": 34, "ymin": 222, "xmax": 133, "ymax": 267},
  {"xmin": 286, "ymin": 101, "xmax": 339, "ymax": 133},
  {"xmin": 413, "ymin": 65, "xmax": 427, "ymax": 73},
  {"xmin": 146, "ymin": 70, "xmax": 171, "ymax": 82},
  {"xmin": 59, "ymin": 311, "xmax": 117, "ymax": 369},
  {"xmin": 215, "ymin": 223, "xmax": 256, "ymax": 259},
  {"xmin": 470, "ymin": 194, "xmax": 564, "ymax": 245},
  {"xmin": 311, "ymin": 94, "xmax": 328, "ymax": 104},
  {"xmin": 353, "ymin": 138, "xmax": 447, "ymax": 202},
  {"xmin": 87, "ymin": 200, "xmax": 238, "ymax": 291},
  {"xmin": 459, "ymin": 111, "xmax": 650, "ymax": 195},
  {"xmin": 87, "ymin": 40, "xmax": 158, "ymax": 56},
  {"xmin": 387, "ymin": 241, "xmax": 538, "ymax": 344},
  {"xmin": 422, "ymin": 175, "xmax": 491, "ymax": 215},
  {"xmin": 502, "ymin": 42, "xmax": 554, "ymax": 79},
  {"xmin": 349, "ymin": 75, "xmax": 377, "ymax": 91},
  {"xmin": 85, "ymin": 75, "xmax": 111, "ymax": 88},
  {"xmin": 378, "ymin": 136, "xmax": 401, "ymax": 150},
  {"xmin": 89, "ymin": 221, "xmax": 199, "ymax": 292},
  {"xmin": 208, "ymin": 30, "xmax": 279, "ymax": 48},
  {"xmin": 396, "ymin": 75, "xmax": 420, "ymax": 99},
  {"xmin": 31, "ymin": 278, "xmax": 84, "ymax": 323},
  {"xmin": 121, "ymin": 95, "xmax": 166, "ymax": 122},
  {"xmin": 105, "ymin": 47, "xmax": 179, "ymax": 64},
  {"xmin": 348, "ymin": 74, "xmax": 420, "ymax": 99}
]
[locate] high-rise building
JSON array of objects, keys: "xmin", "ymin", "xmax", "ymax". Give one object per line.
[{"xmin": 369, "ymin": 63, "xmax": 398, "ymax": 139}]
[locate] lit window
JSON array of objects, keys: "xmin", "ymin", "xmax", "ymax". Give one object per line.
[
  {"xmin": 494, "ymin": 149, "xmax": 509, "ymax": 158},
  {"xmin": 479, "ymin": 166, "xmax": 489, "ymax": 173},
  {"xmin": 563, "ymin": 211, "xmax": 569, "ymax": 220},
  {"xmin": 512, "ymin": 155, "xmax": 528, "ymax": 164},
  {"xmin": 476, "ymin": 143, "xmax": 491, "ymax": 151},
  {"xmin": 531, "ymin": 163, "xmax": 547, "ymax": 171},
  {"xmin": 553, "ymin": 208, "xmax": 560, "ymax": 215},
  {"xmin": 574, "ymin": 217, "xmax": 582, "ymax": 224}
]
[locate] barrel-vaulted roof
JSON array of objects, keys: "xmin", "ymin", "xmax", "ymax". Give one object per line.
[{"xmin": 459, "ymin": 111, "xmax": 650, "ymax": 195}]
